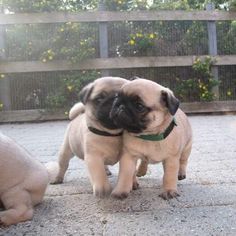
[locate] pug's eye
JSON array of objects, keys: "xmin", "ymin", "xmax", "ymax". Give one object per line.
[
  {"xmin": 135, "ymin": 102, "xmax": 145, "ymax": 112},
  {"xmin": 94, "ymin": 94, "xmax": 106, "ymax": 103},
  {"xmin": 94, "ymin": 96, "xmax": 104, "ymax": 103}
]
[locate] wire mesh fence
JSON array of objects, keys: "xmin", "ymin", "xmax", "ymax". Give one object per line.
[{"xmin": 0, "ymin": 10, "xmax": 235, "ymax": 112}]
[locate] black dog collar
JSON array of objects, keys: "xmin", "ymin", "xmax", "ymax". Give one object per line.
[{"xmin": 88, "ymin": 126, "xmax": 123, "ymax": 137}]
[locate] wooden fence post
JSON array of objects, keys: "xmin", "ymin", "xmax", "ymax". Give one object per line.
[
  {"xmin": 206, "ymin": 2, "xmax": 219, "ymax": 100},
  {"xmin": 98, "ymin": 0, "xmax": 109, "ymax": 76},
  {"xmin": 0, "ymin": 6, "xmax": 11, "ymax": 110}
]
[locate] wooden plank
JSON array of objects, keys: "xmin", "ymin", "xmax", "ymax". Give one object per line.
[
  {"xmin": 0, "ymin": 55, "xmax": 236, "ymax": 73},
  {"xmin": 206, "ymin": 3, "xmax": 219, "ymax": 99},
  {"xmin": 0, "ymin": 10, "xmax": 236, "ymax": 25},
  {"xmin": 98, "ymin": 2, "xmax": 109, "ymax": 77},
  {"xmin": 180, "ymin": 101, "xmax": 236, "ymax": 113},
  {"xmin": 0, "ymin": 101, "xmax": 235, "ymax": 123},
  {"xmin": 0, "ymin": 109, "xmax": 67, "ymax": 123}
]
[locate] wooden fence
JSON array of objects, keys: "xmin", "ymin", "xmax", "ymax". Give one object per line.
[{"xmin": 0, "ymin": 5, "xmax": 236, "ymax": 122}]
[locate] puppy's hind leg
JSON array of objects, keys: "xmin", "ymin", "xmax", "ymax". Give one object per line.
[
  {"xmin": 178, "ymin": 141, "xmax": 192, "ymax": 181},
  {"xmin": 105, "ymin": 165, "xmax": 112, "ymax": 176},
  {"xmin": 136, "ymin": 159, "xmax": 148, "ymax": 177},
  {"xmin": 0, "ymin": 189, "xmax": 34, "ymax": 226},
  {"xmin": 51, "ymin": 129, "xmax": 74, "ymax": 184}
]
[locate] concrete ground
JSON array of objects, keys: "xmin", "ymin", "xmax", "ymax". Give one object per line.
[{"xmin": 0, "ymin": 115, "xmax": 236, "ymax": 236}]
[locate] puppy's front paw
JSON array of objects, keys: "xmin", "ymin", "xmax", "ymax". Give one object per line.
[
  {"xmin": 50, "ymin": 176, "xmax": 64, "ymax": 185},
  {"xmin": 159, "ymin": 190, "xmax": 180, "ymax": 200},
  {"xmin": 93, "ymin": 184, "xmax": 112, "ymax": 198},
  {"xmin": 111, "ymin": 187, "xmax": 130, "ymax": 200}
]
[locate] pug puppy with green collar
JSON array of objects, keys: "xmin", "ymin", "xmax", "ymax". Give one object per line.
[
  {"xmin": 110, "ymin": 77, "xmax": 192, "ymax": 200},
  {"xmin": 51, "ymin": 77, "xmax": 128, "ymax": 198}
]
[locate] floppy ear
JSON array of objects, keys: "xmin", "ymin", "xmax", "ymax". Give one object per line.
[
  {"xmin": 161, "ymin": 90, "xmax": 179, "ymax": 115},
  {"xmin": 79, "ymin": 83, "xmax": 94, "ymax": 104}
]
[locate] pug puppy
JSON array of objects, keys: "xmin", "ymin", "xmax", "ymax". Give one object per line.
[
  {"xmin": 51, "ymin": 77, "xmax": 128, "ymax": 198},
  {"xmin": 110, "ymin": 78, "xmax": 192, "ymax": 200},
  {"xmin": 0, "ymin": 133, "xmax": 58, "ymax": 226}
]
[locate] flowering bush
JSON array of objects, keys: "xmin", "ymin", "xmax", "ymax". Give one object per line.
[
  {"xmin": 176, "ymin": 57, "xmax": 220, "ymax": 102},
  {"xmin": 46, "ymin": 70, "xmax": 101, "ymax": 110},
  {"xmin": 40, "ymin": 23, "xmax": 97, "ymax": 64},
  {"xmin": 127, "ymin": 32, "xmax": 157, "ymax": 55}
]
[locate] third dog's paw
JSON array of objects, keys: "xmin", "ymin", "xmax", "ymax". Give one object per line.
[
  {"xmin": 0, "ymin": 218, "xmax": 7, "ymax": 228},
  {"xmin": 159, "ymin": 190, "xmax": 180, "ymax": 200}
]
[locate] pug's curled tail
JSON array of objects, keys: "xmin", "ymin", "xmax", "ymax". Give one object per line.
[
  {"xmin": 45, "ymin": 161, "xmax": 59, "ymax": 184},
  {"xmin": 69, "ymin": 102, "xmax": 85, "ymax": 120}
]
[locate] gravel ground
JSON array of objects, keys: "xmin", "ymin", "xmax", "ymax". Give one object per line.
[{"xmin": 0, "ymin": 115, "xmax": 236, "ymax": 236}]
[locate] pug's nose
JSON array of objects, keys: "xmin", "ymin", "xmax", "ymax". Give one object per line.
[{"xmin": 118, "ymin": 104, "xmax": 125, "ymax": 111}]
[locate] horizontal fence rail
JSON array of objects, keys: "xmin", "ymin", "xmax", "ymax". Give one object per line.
[
  {"xmin": 0, "ymin": 10, "xmax": 236, "ymax": 25},
  {"xmin": 0, "ymin": 101, "xmax": 236, "ymax": 123},
  {"xmin": 1, "ymin": 55, "xmax": 236, "ymax": 73}
]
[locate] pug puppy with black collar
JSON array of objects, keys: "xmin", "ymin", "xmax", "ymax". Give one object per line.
[
  {"xmin": 51, "ymin": 77, "xmax": 128, "ymax": 198},
  {"xmin": 110, "ymin": 78, "xmax": 192, "ymax": 200}
]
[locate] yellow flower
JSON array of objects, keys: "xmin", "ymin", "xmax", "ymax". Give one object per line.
[
  {"xmin": 0, "ymin": 74, "xmax": 5, "ymax": 79},
  {"xmin": 0, "ymin": 103, "xmax": 3, "ymax": 108},
  {"xmin": 60, "ymin": 28, "xmax": 64, "ymax": 32},
  {"xmin": 118, "ymin": 0, "xmax": 122, "ymax": 4},
  {"xmin": 48, "ymin": 56, "xmax": 53, "ymax": 60},
  {"xmin": 227, "ymin": 90, "xmax": 232, "ymax": 96},
  {"xmin": 47, "ymin": 49, "xmax": 52, "ymax": 54},
  {"xmin": 128, "ymin": 39, "xmax": 135, "ymax": 45},
  {"xmin": 64, "ymin": 111, "xmax": 69, "ymax": 115},
  {"xmin": 136, "ymin": 33, "xmax": 143, "ymax": 37},
  {"xmin": 67, "ymin": 85, "xmax": 73, "ymax": 91},
  {"xmin": 42, "ymin": 58, "xmax": 47, "ymax": 63},
  {"xmin": 149, "ymin": 33, "xmax": 155, "ymax": 39}
]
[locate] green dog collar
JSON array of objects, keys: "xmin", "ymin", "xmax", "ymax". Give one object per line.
[{"xmin": 136, "ymin": 117, "xmax": 177, "ymax": 141}]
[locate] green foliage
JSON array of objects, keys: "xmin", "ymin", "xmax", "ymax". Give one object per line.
[
  {"xmin": 229, "ymin": 0, "xmax": 236, "ymax": 10},
  {"xmin": 123, "ymin": 31, "xmax": 157, "ymax": 55},
  {"xmin": 40, "ymin": 23, "xmax": 97, "ymax": 63},
  {"xmin": 176, "ymin": 57, "xmax": 220, "ymax": 102},
  {"xmin": 46, "ymin": 70, "xmax": 100, "ymax": 109},
  {"xmin": 2, "ymin": 0, "xmax": 98, "ymax": 13},
  {"xmin": 0, "ymin": 101, "xmax": 3, "ymax": 110},
  {"xmin": 104, "ymin": 0, "xmax": 151, "ymax": 11}
]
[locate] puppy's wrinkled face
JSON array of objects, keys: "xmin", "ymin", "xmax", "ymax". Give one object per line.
[
  {"xmin": 110, "ymin": 78, "xmax": 179, "ymax": 133},
  {"xmin": 80, "ymin": 77, "xmax": 127, "ymax": 129}
]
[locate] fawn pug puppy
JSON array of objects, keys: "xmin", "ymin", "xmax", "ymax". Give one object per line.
[
  {"xmin": 0, "ymin": 133, "xmax": 58, "ymax": 226},
  {"xmin": 110, "ymin": 78, "xmax": 192, "ymax": 200},
  {"xmin": 51, "ymin": 77, "xmax": 128, "ymax": 198}
]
